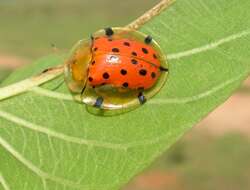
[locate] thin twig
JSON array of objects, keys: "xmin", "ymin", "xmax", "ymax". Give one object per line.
[
  {"xmin": 0, "ymin": 66, "xmax": 63, "ymax": 101},
  {"xmin": 127, "ymin": 0, "xmax": 175, "ymax": 30},
  {"xmin": 0, "ymin": 0, "xmax": 175, "ymax": 101}
]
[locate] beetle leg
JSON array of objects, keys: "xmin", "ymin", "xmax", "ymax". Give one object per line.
[
  {"xmin": 94, "ymin": 97, "xmax": 104, "ymax": 108},
  {"xmin": 138, "ymin": 92, "xmax": 147, "ymax": 105},
  {"xmin": 144, "ymin": 35, "xmax": 153, "ymax": 44},
  {"xmin": 104, "ymin": 27, "xmax": 114, "ymax": 37},
  {"xmin": 159, "ymin": 66, "xmax": 169, "ymax": 72}
]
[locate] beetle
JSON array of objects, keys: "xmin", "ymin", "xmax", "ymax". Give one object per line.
[{"xmin": 64, "ymin": 27, "xmax": 168, "ymax": 111}]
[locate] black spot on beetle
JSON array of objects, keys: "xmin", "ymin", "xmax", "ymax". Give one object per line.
[
  {"xmin": 142, "ymin": 48, "xmax": 148, "ymax": 54},
  {"xmin": 132, "ymin": 52, "xmax": 137, "ymax": 56},
  {"xmin": 112, "ymin": 48, "xmax": 119, "ymax": 53},
  {"xmin": 123, "ymin": 82, "xmax": 129, "ymax": 88},
  {"xmin": 123, "ymin": 42, "xmax": 130, "ymax": 46},
  {"xmin": 139, "ymin": 69, "xmax": 147, "ymax": 76},
  {"xmin": 120, "ymin": 69, "xmax": 127, "ymax": 75},
  {"xmin": 103, "ymin": 72, "xmax": 110, "ymax": 79},
  {"xmin": 88, "ymin": 77, "xmax": 93, "ymax": 82}
]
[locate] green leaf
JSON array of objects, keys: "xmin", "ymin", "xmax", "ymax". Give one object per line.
[{"xmin": 1, "ymin": 0, "xmax": 250, "ymax": 190}]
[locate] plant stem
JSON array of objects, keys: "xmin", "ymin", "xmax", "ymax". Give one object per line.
[
  {"xmin": 0, "ymin": 66, "xmax": 63, "ymax": 101},
  {"xmin": 127, "ymin": 0, "xmax": 175, "ymax": 30},
  {"xmin": 0, "ymin": 0, "xmax": 175, "ymax": 101}
]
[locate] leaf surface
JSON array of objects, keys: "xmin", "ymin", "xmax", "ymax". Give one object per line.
[{"xmin": 1, "ymin": 0, "xmax": 250, "ymax": 189}]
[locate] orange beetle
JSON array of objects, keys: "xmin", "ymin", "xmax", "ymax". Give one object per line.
[{"xmin": 65, "ymin": 27, "xmax": 168, "ymax": 111}]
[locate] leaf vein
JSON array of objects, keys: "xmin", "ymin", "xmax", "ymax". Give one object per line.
[
  {"xmin": 0, "ymin": 172, "xmax": 10, "ymax": 190},
  {"xmin": 32, "ymin": 73, "xmax": 244, "ymax": 105},
  {"xmin": 0, "ymin": 137, "xmax": 82, "ymax": 189},
  {"xmin": 0, "ymin": 110, "xmax": 126, "ymax": 150},
  {"xmin": 168, "ymin": 29, "xmax": 250, "ymax": 60}
]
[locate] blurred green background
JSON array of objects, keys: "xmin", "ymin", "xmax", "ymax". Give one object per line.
[
  {"xmin": 0, "ymin": 0, "xmax": 160, "ymax": 58},
  {"xmin": 1, "ymin": 1, "xmax": 250, "ymax": 190}
]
